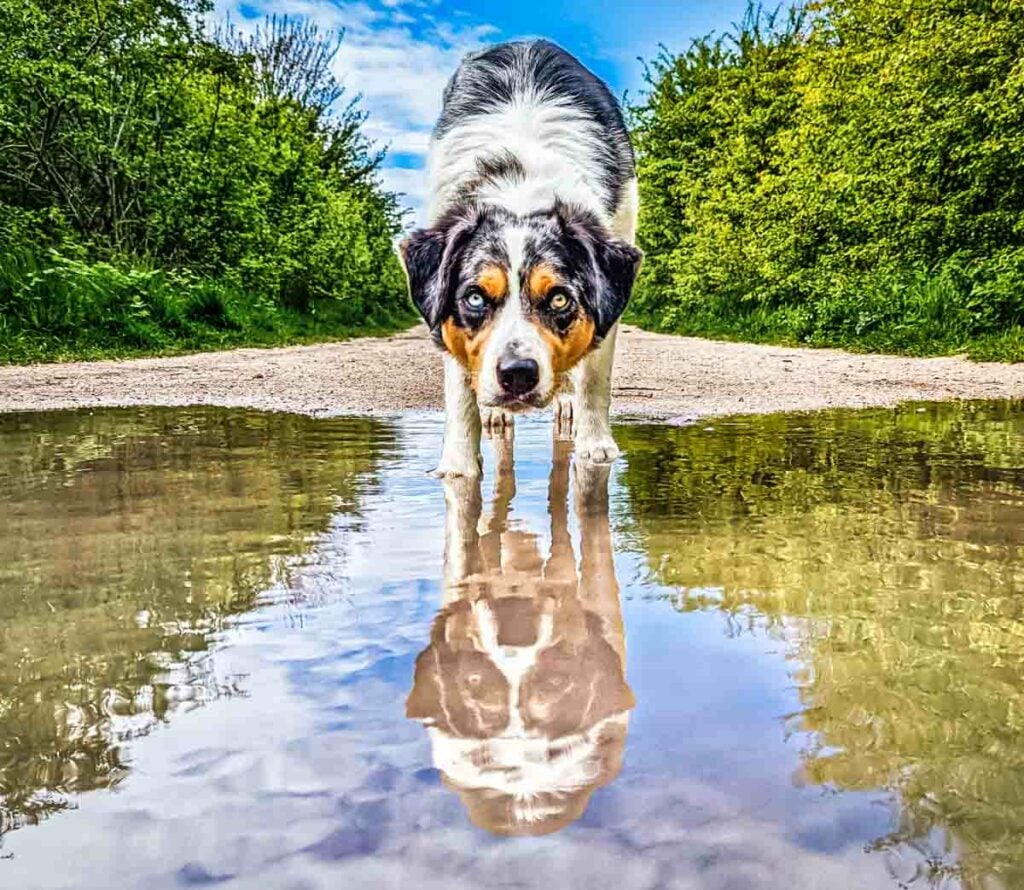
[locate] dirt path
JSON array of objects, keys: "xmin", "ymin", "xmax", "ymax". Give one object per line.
[{"xmin": 2, "ymin": 325, "xmax": 1023, "ymax": 419}]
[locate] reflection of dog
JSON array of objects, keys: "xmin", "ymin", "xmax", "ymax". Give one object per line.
[
  {"xmin": 406, "ymin": 433, "xmax": 633, "ymax": 836},
  {"xmin": 399, "ymin": 40, "xmax": 642, "ymax": 477}
]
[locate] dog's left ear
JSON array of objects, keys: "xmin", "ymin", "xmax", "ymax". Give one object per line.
[
  {"xmin": 563, "ymin": 211, "xmax": 643, "ymax": 337},
  {"xmin": 591, "ymin": 238, "xmax": 643, "ymax": 337}
]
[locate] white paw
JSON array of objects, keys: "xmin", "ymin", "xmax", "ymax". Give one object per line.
[
  {"xmin": 575, "ymin": 436, "xmax": 620, "ymax": 464},
  {"xmin": 553, "ymin": 394, "xmax": 575, "ymax": 440},
  {"xmin": 428, "ymin": 452, "xmax": 482, "ymax": 479},
  {"xmin": 481, "ymin": 407, "xmax": 514, "ymax": 433}
]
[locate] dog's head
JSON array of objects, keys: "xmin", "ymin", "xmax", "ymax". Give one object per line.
[{"xmin": 399, "ymin": 203, "xmax": 642, "ymax": 410}]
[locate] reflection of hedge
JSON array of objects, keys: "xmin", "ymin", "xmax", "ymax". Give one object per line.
[
  {"xmin": 0, "ymin": 408, "xmax": 396, "ymax": 832},
  {"xmin": 616, "ymin": 401, "xmax": 1024, "ymax": 888}
]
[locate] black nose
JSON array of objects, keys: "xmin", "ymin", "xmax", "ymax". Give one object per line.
[{"xmin": 497, "ymin": 357, "xmax": 540, "ymax": 397}]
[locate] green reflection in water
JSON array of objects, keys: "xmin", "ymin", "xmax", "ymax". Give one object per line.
[
  {"xmin": 3, "ymin": 400, "xmax": 1024, "ymax": 888},
  {"xmin": 616, "ymin": 401, "xmax": 1024, "ymax": 889},
  {"xmin": 0, "ymin": 407, "xmax": 395, "ymax": 835}
]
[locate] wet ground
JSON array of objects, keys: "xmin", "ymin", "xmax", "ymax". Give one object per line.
[{"xmin": 2, "ymin": 402, "xmax": 1023, "ymax": 889}]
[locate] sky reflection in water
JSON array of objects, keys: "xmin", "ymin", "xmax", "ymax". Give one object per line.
[{"xmin": 2, "ymin": 403, "xmax": 1024, "ymax": 889}]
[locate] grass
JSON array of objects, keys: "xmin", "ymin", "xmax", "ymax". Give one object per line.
[
  {"xmin": 628, "ymin": 264, "xmax": 1024, "ymax": 363},
  {"xmin": 6, "ymin": 247, "xmax": 1022, "ymax": 366},
  {"xmin": 0, "ymin": 248, "xmax": 416, "ymax": 365}
]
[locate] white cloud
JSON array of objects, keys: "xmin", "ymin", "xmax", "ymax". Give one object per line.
[
  {"xmin": 215, "ymin": 0, "xmax": 497, "ymax": 224},
  {"xmin": 377, "ymin": 166, "xmax": 430, "ymax": 218}
]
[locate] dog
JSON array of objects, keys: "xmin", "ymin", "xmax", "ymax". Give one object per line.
[
  {"xmin": 405, "ymin": 432, "xmax": 634, "ymax": 836},
  {"xmin": 399, "ymin": 39, "xmax": 642, "ymax": 478}
]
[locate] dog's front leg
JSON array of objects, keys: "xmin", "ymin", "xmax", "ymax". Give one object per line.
[
  {"xmin": 573, "ymin": 324, "xmax": 620, "ymax": 464},
  {"xmin": 430, "ymin": 354, "xmax": 483, "ymax": 478}
]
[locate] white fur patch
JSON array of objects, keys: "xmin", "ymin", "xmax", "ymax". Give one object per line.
[
  {"xmin": 474, "ymin": 226, "xmax": 556, "ymax": 408},
  {"xmin": 429, "ymin": 95, "xmax": 612, "ymax": 225}
]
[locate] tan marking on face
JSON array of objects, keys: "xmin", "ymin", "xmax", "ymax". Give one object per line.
[
  {"xmin": 528, "ymin": 264, "xmax": 561, "ymax": 303},
  {"xmin": 442, "ymin": 317, "xmax": 494, "ymax": 384},
  {"xmin": 478, "ymin": 265, "xmax": 508, "ymax": 301},
  {"xmin": 535, "ymin": 315, "xmax": 597, "ymax": 375}
]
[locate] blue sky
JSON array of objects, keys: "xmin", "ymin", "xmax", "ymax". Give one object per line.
[{"xmin": 217, "ymin": 0, "xmax": 750, "ymax": 221}]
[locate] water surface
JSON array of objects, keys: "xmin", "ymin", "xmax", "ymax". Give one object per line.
[{"xmin": 1, "ymin": 402, "xmax": 1023, "ymax": 889}]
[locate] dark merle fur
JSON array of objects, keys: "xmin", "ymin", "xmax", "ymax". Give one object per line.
[
  {"xmin": 449, "ymin": 152, "xmax": 528, "ymax": 210},
  {"xmin": 435, "ymin": 40, "xmax": 635, "ymax": 216},
  {"xmin": 514, "ymin": 204, "xmax": 642, "ymax": 337},
  {"xmin": 402, "ymin": 206, "xmax": 510, "ymax": 344},
  {"xmin": 402, "ymin": 203, "xmax": 641, "ymax": 346}
]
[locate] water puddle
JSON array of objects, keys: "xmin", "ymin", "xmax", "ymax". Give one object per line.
[{"xmin": 1, "ymin": 402, "xmax": 1023, "ymax": 889}]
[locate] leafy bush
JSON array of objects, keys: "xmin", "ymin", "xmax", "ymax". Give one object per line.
[
  {"xmin": 630, "ymin": 1, "xmax": 1024, "ymax": 360},
  {"xmin": 0, "ymin": 246, "xmax": 405, "ymax": 363},
  {"xmin": 0, "ymin": 1, "xmax": 411, "ymax": 363}
]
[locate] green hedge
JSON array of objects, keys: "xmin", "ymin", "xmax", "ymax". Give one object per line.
[
  {"xmin": 0, "ymin": 3, "xmax": 412, "ymax": 363},
  {"xmin": 630, "ymin": 1, "xmax": 1024, "ymax": 360}
]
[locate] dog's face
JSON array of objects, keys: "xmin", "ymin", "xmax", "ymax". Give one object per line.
[{"xmin": 400, "ymin": 204, "xmax": 642, "ymax": 410}]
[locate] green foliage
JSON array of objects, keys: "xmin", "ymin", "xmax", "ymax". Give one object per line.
[
  {"xmin": 0, "ymin": 246, "xmax": 406, "ymax": 363},
  {"xmin": 630, "ymin": 1, "xmax": 1024, "ymax": 360},
  {"xmin": 0, "ymin": 1, "xmax": 411, "ymax": 363}
]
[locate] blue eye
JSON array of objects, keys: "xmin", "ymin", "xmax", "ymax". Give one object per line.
[{"xmin": 464, "ymin": 290, "xmax": 486, "ymax": 310}]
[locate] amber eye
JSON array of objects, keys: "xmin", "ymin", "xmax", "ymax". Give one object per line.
[{"xmin": 548, "ymin": 290, "xmax": 572, "ymax": 312}]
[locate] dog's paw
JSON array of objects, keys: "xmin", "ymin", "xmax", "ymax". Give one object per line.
[
  {"xmin": 428, "ymin": 452, "xmax": 482, "ymax": 479},
  {"xmin": 575, "ymin": 436, "xmax": 620, "ymax": 465},
  {"xmin": 553, "ymin": 393, "xmax": 575, "ymax": 440},
  {"xmin": 481, "ymin": 407, "xmax": 514, "ymax": 434}
]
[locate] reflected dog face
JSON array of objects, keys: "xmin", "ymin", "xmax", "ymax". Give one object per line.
[
  {"xmin": 408, "ymin": 592, "xmax": 632, "ymax": 739},
  {"xmin": 400, "ymin": 203, "xmax": 642, "ymax": 410},
  {"xmin": 407, "ymin": 590, "xmax": 633, "ymax": 836},
  {"xmin": 406, "ymin": 454, "xmax": 633, "ymax": 836}
]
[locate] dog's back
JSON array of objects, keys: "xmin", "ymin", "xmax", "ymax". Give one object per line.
[{"xmin": 427, "ymin": 40, "xmax": 637, "ymax": 232}]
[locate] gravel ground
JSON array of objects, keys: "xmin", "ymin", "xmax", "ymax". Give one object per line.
[{"xmin": 2, "ymin": 324, "xmax": 1023, "ymax": 420}]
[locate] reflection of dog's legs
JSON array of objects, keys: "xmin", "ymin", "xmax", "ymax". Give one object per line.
[
  {"xmin": 545, "ymin": 437, "xmax": 576, "ymax": 580},
  {"xmin": 573, "ymin": 325, "xmax": 619, "ymax": 464},
  {"xmin": 490, "ymin": 421, "xmax": 516, "ymax": 515},
  {"xmin": 442, "ymin": 476, "xmax": 483, "ymax": 601},
  {"xmin": 432, "ymin": 354, "xmax": 482, "ymax": 478},
  {"xmin": 479, "ymin": 424, "xmax": 516, "ymax": 570},
  {"xmin": 574, "ymin": 462, "xmax": 625, "ymax": 661}
]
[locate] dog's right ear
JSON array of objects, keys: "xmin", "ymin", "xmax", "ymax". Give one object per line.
[
  {"xmin": 400, "ymin": 211, "xmax": 482, "ymax": 331},
  {"xmin": 399, "ymin": 227, "xmax": 448, "ymax": 329}
]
